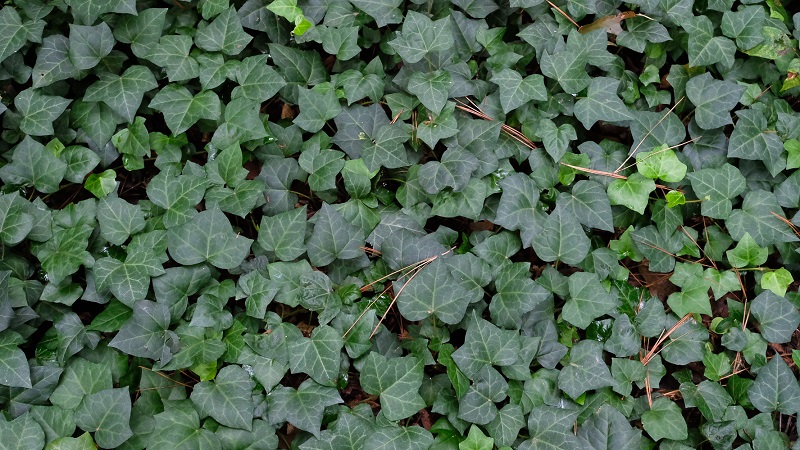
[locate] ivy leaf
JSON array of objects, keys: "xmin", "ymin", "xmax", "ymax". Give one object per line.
[
  {"xmin": 683, "ymin": 15, "xmax": 736, "ymax": 68},
  {"xmin": 685, "ymin": 73, "xmax": 744, "ymax": 130},
  {"xmin": 729, "ymin": 109, "xmax": 785, "ymax": 176},
  {"xmin": 530, "ymin": 207, "xmax": 590, "ymax": 266},
  {"xmin": 167, "ymin": 207, "xmax": 253, "ymax": 270},
  {"xmin": 0, "ymin": 136, "xmax": 66, "ymax": 194},
  {"xmin": 109, "ymin": 300, "xmax": 176, "ymax": 363},
  {"xmin": 574, "ymin": 77, "xmax": 634, "ymax": 129},
  {"xmin": 418, "ymin": 147, "xmax": 479, "ymax": 194},
  {"xmin": 458, "ymin": 366, "xmax": 508, "ymax": 425},
  {"xmin": 15, "ymin": 88, "xmax": 70, "ymax": 137},
  {"xmin": 32, "ymin": 35, "xmax": 79, "ymax": 89},
  {"xmin": 213, "ymin": 97, "xmax": 269, "ymax": 147},
  {"xmin": 563, "ymin": 272, "xmax": 619, "ymax": 329},
  {"xmin": 349, "ymin": 0, "xmax": 403, "ymax": 27},
  {"xmin": 750, "ymin": 290, "xmax": 800, "ymax": 344},
  {"xmin": 146, "ymin": 166, "xmax": 208, "ymax": 228},
  {"xmin": 748, "ymin": 354, "xmax": 800, "ymax": 414},
  {"xmin": 94, "ymin": 233, "xmax": 166, "ymax": 306},
  {"xmin": 761, "ymin": 268, "xmax": 793, "ymax": 297},
  {"xmin": 490, "ymin": 263, "xmax": 549, "ymax": 329},
  {"xmin": 35, "ymin": 224, "xmax": 94, "ymax": 285},
  {"xmin": 490, "ymin": 69, "xmax": 547, "ymax": 114},
  {"xmin": 231, "ymin": 54, "xmax": 285, "ymax": 102},
  {"xmin": 258, "ymin": 206, "xmax": 307, "ymax": 261},
  {"xmin": 361, "ymin": 353, "xmax": 425, "ymax": 421},
  {"xmin": 298, "ymin": 147, "xmax": 345, "ymax": 192},
  {"xmin": 0, "ymin": 193, "xmax": 33, "ymax": 246},
  {"xmin": 641, "ymin": 398, "xmax": 688, "ymax": 442},
  {"xmin": 294, "ymin": 87, "xmax": 342, "ymax": 133},
  {"xmin": 520, "ymin": 406, "xmax": 580, "ymax": 449},
  {"xmin": 726, "ymin": 232, "xmax": 767, "ymax": 268},
  {"xmin": 84, "ymin": 65, "xmax": 158, "ymax": 123},
  {"xmin": 307, "ymin": 203, "xmax": 364, "ymax": 266},
  {"xmin": 0, "ymin": 330, "xmax": 32, "ymax": 388},
  {"xmin": 451, "ymin": 314, "xmax": 520, "ymax": 378},
  {"xmin": 539, "ymin": 120, "xmax": 577, "ymax": 161},
  {"xmin": 68, "ymin": 22, "xmax": 114, "ymax": 70},
  {"xmin": 577, "ymin": 404, "xmax": 641, "ymax": 449},
  {"xmin": 460, "ymin": 425, "xmax": 494, "ymax": 450},
  {"xmin": 407, "ymin": 70, "xmax": 452, "ymax": 115},
  {"xmin": 540, "ymin": 48, "xmax": 589, "ymax": 94},
  {"xmin": 726, "ymin": 190, "xmax": 798, "ymax": 246},
  {"xmin": 148, "ymin": 400, "xmax": 220, "ymax": 448},
  {"xmin": 558, "ymin": 340, "xmax": 615, "ymax": 400},
  {"xmin": 0, "ymin": 415, "xmax": 44, "ymax": 449},
  {"xmin": 721, "ymin": 5, "xmax": 766, "ymax": 50},
  {"xmin": 146, "ymin": 35, "xmax": 199, "ymax": 82},
  {"xmin": 74, "ymin": 388, "xmax": 133, "ymax": 448},
  {"xmin": 607, "ymin": 173, "xmax": 656, "ymax": 215},
  {"xmin": 149, "ymin": 85, "xmax": 221, "ymax": 135},
  {"xmin": 686, "ymin": 163, "xmax": 746, "ymax": 219},
  {"xmin": 113, "ymin": 8, "xmax": 168, "ymax": 58},
  {"xmin": 558, "ymin": 180, "xmax": 614, "ymax": 232},
  {"xmin": 635, "ymin": 145, "xmax": 687, "ymax": 182},
  {"xmin": 268, "ymin": 379, "xmax": 342, "ymax": 438},
  {"xmin": 195, "ymin": 6, "xmax": 252, "ymax": 55},
  {"xmin": 289, "ymin": 325, "xmax": 342, "ymax": 386},
  {"xmin": 389, "ymin": 11, "xmax": 453, "ymax": 64},
  {"xmin": 191, "ymin": 365, "xmax": 255, "ymax": 431},
  {"xmin": 364, "ymin": 425, "xmax": 433, "ymax": 450},
  {"xmin": 0, "ymin": 7, "xmax": 43, "ymax": 62},
  {"xmin": 395, "ymin": 256, "xmax": 473, "ymax": 325}
]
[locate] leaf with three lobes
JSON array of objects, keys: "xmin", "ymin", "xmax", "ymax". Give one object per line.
[
  {"xmin": 191, "ymin": 365, "xmax": 255, "ymax": 431},
  {"xmin": 15, "ymin": 88, "xmax": 71, "ymax": 137},
  {"xmin": 74, "ymin": 388, "xmax": 133, "ymax": 448},
  {"xmin": 268, "ymin": 379, "xmax": 342, "ymax": 438},
  {"xmin": 167, "ymin": 208, "xmax": 252, "ymax": 270},
  {"xmin": 149, "ymin": 85, "xmax": 221, "ymax": 135},
  {"xmin": 360, "ymin": 353, "xmax": 425, "ymax": 421},
  {"xmin": 194, "ymin": 6, "xmax": 252, "ymax": 55},
  {"xmin": 84, "ymin": 65, "xmax": 158, "ymax": 123},
  {"xmin": 289, "ymin": 325, "xmax": 342, "ymax": 386},
  {"xmin": 307, "ymin": 203, "xmax": 364, "ymax": 266},
  {"xmin": 395, "ymin": 256, "xmax": 473, "ymax": 325}
]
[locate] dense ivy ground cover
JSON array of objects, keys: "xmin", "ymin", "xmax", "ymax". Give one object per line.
[{"xmin": 1, "ymin": 0, "xmax": 800, "ymax": 448}]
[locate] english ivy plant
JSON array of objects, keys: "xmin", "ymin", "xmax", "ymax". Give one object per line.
[{"xmin": 1, "ymin": 0, "xmax": 800, "ymax": 448}]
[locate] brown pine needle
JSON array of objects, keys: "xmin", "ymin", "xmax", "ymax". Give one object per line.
[
  {"xmin": 770, "ymin": 212, "xmax": 800, "ymax": 237},
  {"xmin": 546, "ymin": 0, "xmax": 579, "ymax": 28},
  {"xmin": 615, "ymin": 136, "xmax": 701, "ymax": 174},
  {"xmin": 455, "ymin": 98, "xmax": 537, "ymax": 149},
  {"xmin": 559, "ymin": 162, "xmax": 675, "ymax": 191},
  {"xmin": 641, "ymin": 313, "xmax": 693, "ymax": 366}
]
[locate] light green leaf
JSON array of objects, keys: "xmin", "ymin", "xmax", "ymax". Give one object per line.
[
  {"xmin": 389, "ymin": 11, "xmax": 453, "ymax": 64},
  {"xmin": 289, "ymin": 325, "xmax": 342, "ymax": 386},
  {"xmin": 563, "ymin": 272, "xmax": 619, "ymax": 329},
  {"xmin": 460, "ymin": 425, "xmax": 494, "ymax": 450},
  {"xmin": 150, "ymin": 85, "xmax": 221, "ymax": 135},
  {"xmin": 15, "ymin": 88, "xmax": 70, "ymax": 137},
  {"xmin": 191, "ymin": 365, "xmax": 255, "ymax": 430},
  {"xmin": 748, "ymin": 354, "xmax": 800, "ymax": 414},
  {"xmin": 761, "ymin": 268, "xmax": 793, "ymax": 297},
  {"xmin": 666, "ymin": 287, "xmax": 712, "ymax": 317},
  {"xmin": 574, "ymin": 77, "xmax": 634, "ymax": 129},
  {"xmin": 268, "ymin": 379, "xmax": 342, "ymax": 438},
  {"xmin": 635, "ymin": 145, "xmax": 687, "ymax": 182},
  {"xmin": 530, "ymin": 207, "xmax": 590, "ymax": 265},
  {"xmin": 361, "ymin": 353, "xmax": 425, "ymax": 421},
  {"xmin": 607, "ymin": 173, "xmax": 656, "ymax": 214},
  {"xmin": 84, "ymin": 169, "xmax": 117, "ymax": 199},
  {"xmin": 195, "ymin": 6, "xmax": 252, "ymax": 55},
  {"xmin": 490, "ymin": 69, "xmax": 547, "ymax": 114},
  {"xmin": 68, "ymin": 22, "xmax": 114, "ymax": 70},
  {"xmin": 685, "ymin": 73, "xmax": 744, "ymax": 130},
  {"xmin": 726, "ymin": 233, "xmax": 768, "ymax": 268},
  {"xmin": 750, "ymin": 290, "xmax": 800, "ymax": 344},
  {"xmin": 686, "ymin": 163, "xmax": 746, "ymax": 219},
  {"xmin": 74, "ymin": 388, "xmax": 132, "ymax": 448},
  {"xmin": 84, "ymin": 65, "xmax": 158, "ymax": 123},
  {"xmin": 167, "ymin": 207, "xmax": 253, "ymax": 270}
]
